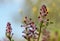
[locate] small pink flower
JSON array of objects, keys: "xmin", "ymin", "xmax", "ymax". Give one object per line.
[
  {"xmin": 21, "ymin": 17, "xmax": 38, "ymax": 39},
  {"xmin": 40, "ymin": 5, "xmax": 48, "ymax": 17},
  {"xmin": 6, "ymin": 22, "xmax": 12, "ymax": 34},
  {"xmin": 38, "ymin": 16, "xmax": 43, "ymax": 22},
  {"xmin": 6, "ymin": 22, "xmax": 13, "ymax": 41},
  {"xmin": 42, "ymin": 28, "xmax": 50, "ymax": 41}
]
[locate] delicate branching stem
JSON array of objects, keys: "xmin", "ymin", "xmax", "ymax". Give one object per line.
[{"xmin": 38, "ymin": 22, "xmax": 43, "ymax": 41}]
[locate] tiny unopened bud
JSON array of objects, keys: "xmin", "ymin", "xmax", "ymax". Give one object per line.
[
  {"xmin": 25, "ymin": 16, "xmax": 27, "ymax": 19},
  {"xmin": 30, "ymin": 18, "xmax": 32, "ymax": 20},
  {"xmin": 47, "ymin": 19, "xmax": 49, "ymax": 21},
  {"xmin": 38, "ymin": 16, "xmax": 40, "ymax": 18}
]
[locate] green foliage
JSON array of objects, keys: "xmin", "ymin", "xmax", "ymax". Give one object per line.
[
  {"xmin": 50, "ymin": 22, "xmax": 53, "ymax": 24},
  {"xmin": 11, "ymin": 39, "xmax": 14, "ymax": 41}
]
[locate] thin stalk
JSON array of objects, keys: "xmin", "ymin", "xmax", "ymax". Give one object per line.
[
  {"xmin": 9, "ymin": 37, "xmax": 11, "ymax": 41},
  {"xmin": 10, "ymin": 39, "xmax": 11, "ymax": 41},
  {"xmin": 37, "ymin": 22, "xmax": 43, "ymax": 41},
  {"xmin": 28, "ymin": 38, "xmax": 30, "ymax": 41},
  {"xmin": 8, "ymin": 34, "xmax": 11, "ymax": 41}
]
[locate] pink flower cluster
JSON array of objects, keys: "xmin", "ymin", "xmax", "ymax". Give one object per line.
[
  {"xmin": 21, "ymin": 17, "xmax": 39, "ymax": 40},
  {"xmin": 42, "ymin": 28, "xmax": 50, "ymax": 41},
  {"xmin": 6, "ymin": 22, "xmax": 13, "ymax": 41},
  {"xmin": 21, "ymin": 4, "xmax": 53, "ymax": 41},
  {"xmin": 40, "ymin": 5, "xmax": 48, "ymax": 17},
  {"xmin": 6, "ymin": 22, "xmax": 12, "ymax": 34},
  {"xmin": 38, "ymin": 5, "xmax": 49, "ymax": 25}
]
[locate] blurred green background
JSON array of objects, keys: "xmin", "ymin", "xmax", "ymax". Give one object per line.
[
  {"xmin": 20, "ymin": 0, "xmax": 60, "ymax": 31},
  {"xmin": 20, "ymin": 0, "xmax": 60, "ymax": 41}
]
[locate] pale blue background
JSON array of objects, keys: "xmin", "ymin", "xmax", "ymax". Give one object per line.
[{"xmin": 0, "ymin": 0, "xmax": 25, "ymax": 41}]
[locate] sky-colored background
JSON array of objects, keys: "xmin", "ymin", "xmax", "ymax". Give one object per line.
[{"xmin": 0, "ymin": 0, "xmax": 25, "ymax": 41}]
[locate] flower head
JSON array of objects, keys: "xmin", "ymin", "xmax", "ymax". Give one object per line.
[
  {"xmin": 42, "ymin": 28, "xmax": 50, "ymax": 41},
  {"xmin": 40, "ymin": 5, "xmax": 48, "ymax": 17},
  {"xmin": 21, "ymin": 17, "xmax": 39, "ymax": 40},
  {"xmin": 6, "ymin": 22, "xmax": 13, "ymax": 41}
]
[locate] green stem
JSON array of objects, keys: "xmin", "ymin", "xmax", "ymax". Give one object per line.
[
  {"xmin": 27, "ymin": 38, "xmax": 30, "ymax": 41},
  {"xmin": 9, "ymin": 38, "xmax": 11, "ymax": 41},
  {"xmin": 37, "ymin": 22, "xmax": 43, "ymax": 41},
  {"xmin": 10, "ymin": 39, "xmax": 11, "ymax": 41}
]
